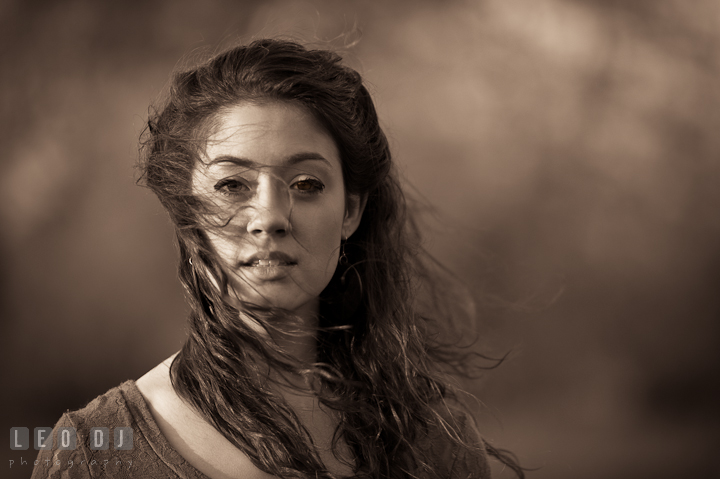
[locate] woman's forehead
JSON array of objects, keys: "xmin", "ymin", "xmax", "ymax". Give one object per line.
[{"xmin": 201, "ymin": 102, "xmax": 340, "ymax": 168}]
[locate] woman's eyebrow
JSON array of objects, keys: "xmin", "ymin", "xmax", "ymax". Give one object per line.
[{"xmin": 208, "ymin": 152, "xmax": 331, "ymax": 167}]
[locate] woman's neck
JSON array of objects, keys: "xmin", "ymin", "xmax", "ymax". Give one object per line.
[
  {"xmin": 270, "ymin": 325, "xmax": 318, "ymax": 365},
  {"xmin": 235, "ymin": 297, "xmax": 320, "ymax": 365}
]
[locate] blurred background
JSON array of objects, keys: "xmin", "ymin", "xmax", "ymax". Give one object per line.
[{"xmin": 2, "ymin": 0, "xmax": 719, "ymax": 478}]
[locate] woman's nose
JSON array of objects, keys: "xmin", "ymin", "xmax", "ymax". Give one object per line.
[{"xmin": 246, "ymin": 176, "xmax": 291, "ymax": 236}]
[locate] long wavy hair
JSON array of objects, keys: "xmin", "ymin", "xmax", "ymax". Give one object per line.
[{"xmin": 139, "ymin": 39, "xmax": 523, "ymax": 478}]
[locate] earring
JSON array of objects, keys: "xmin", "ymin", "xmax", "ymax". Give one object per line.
[{"xmin": 338, "ymin": 238, "xmax": 348, "ymax": 265}]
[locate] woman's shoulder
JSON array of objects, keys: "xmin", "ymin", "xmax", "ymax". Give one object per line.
[
  {"xmin": 30, "ymin": 379, "xmax": 177, "ymax": 478},
  {"xmin": 30, "ymin": 357, "xmax": 216, "ymax": 479},
  {"xmin": 135, "ymin": 353, "xmax": 275, "ymax": 479},
  {"xmin": 60, "ymin": 380, "xmax": 137, "ymax": 430}
]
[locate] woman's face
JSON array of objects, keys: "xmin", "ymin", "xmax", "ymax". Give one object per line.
[{"xmin": 192, "ymin": 102, "xmax": 364, "ymax": 318}]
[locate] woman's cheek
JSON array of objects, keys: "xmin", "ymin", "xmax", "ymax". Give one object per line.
[{"xmin": 205, "ymin": 230, "xmax": 248, "ymax": 273}]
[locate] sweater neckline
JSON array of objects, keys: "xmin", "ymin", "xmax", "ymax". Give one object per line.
[{"xmin": 118, "ymin": 379, "xmax": 212, "ymax": 479}]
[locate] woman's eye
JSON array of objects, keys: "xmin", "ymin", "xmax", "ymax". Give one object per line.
[
  {"xmin": 293, "ymin": 178, "xmax": 325, "ymax": 193},
  {"xmin": 214, "ymin": 178, "xmax": 248, "ymax": 196}
]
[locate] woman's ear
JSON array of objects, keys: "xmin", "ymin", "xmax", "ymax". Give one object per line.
[{"xmin": 342, "ymin": 193, "xmax": 367, "ymax": 238}]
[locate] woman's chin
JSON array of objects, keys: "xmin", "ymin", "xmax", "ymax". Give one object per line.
[{"xmin": 228, "ymin": 288, "xmax": 320, "ymax": 317}]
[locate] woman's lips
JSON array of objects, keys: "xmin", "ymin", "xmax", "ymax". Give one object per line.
[
  {"xmin": 240, "ymin": 262, "xmax": 295, "ymax": 281},
  {"xmin": 241, "ymin": 251, "xmax": 296, "ymax": 266},
  {"xmin": 240, "ymin": 253, "xmax": 297, "ymax": 281},
  {"xmin": 248, "ymin": 259, "xmax": 290, "ymax": 267}
]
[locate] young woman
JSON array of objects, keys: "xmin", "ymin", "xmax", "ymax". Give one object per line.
[{"xmin": 32, "ymin": 39, "xmax": 522, "ymax": 479}]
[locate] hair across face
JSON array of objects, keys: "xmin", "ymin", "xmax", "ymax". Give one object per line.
[{"xmin": 193, "ymin": 101, "xmax": 364, "ymax": 317}]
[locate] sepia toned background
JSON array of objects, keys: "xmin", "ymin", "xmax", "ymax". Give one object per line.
[{"xmin": 2, "ymin": 1, "xmax": 719, "ymax": 478}]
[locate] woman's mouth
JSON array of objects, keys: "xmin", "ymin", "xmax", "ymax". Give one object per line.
[
  {"xmin": 240, "ymin": 253, "xmax": 297, "ymax": 280},
  {"xmin": 248, "ymin": 259, "xmax": 291, "ymax": 267}
]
